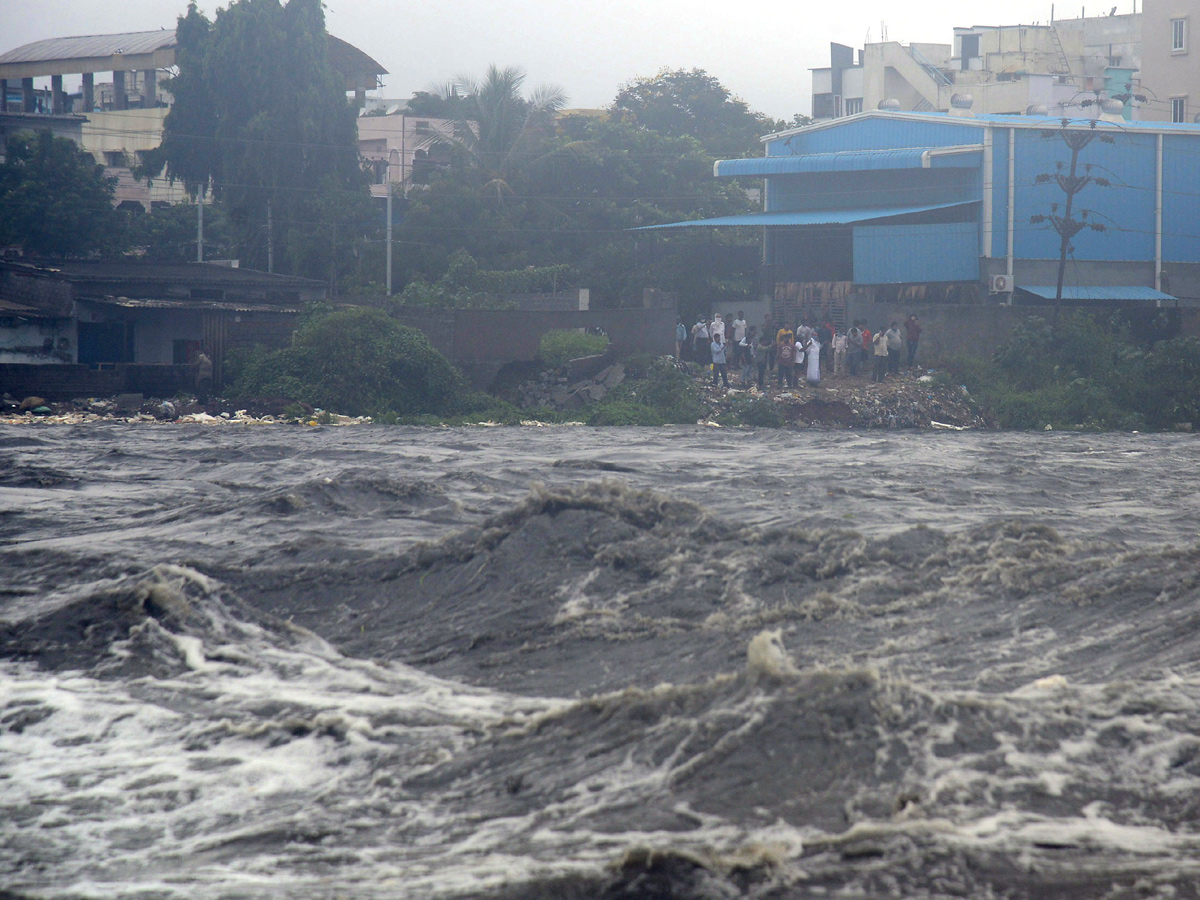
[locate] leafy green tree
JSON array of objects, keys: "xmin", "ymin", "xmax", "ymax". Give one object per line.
[
  {"xmin": 611, "ymin": 68, "xmax": 792, "ymax": 159},
  {"xmin": 142, "ymin": 0, "xmax": 371, "ymax": 282},
  {"xmin": 0, "ymin": 131, "xmax": 125, "ymax": 257},
  {"xmin": 394, "ymin": 110, "xmax": 757, "ymax": 307},
  {"xmin": 127, "ymin": 201, "xmax": 233, "ymax": 262},
  {"xmin": 387, "ymin": 67, "xmax": 777, "ymax": 310},
  {"xmin": 230, "ymin": 306, "xmax": 473, "ymax": 416}
]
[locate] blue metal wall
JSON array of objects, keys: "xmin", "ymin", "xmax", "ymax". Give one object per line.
[
  {"xmin": 989, "ymin": 132, "xmax": 1009, "ymax": 260},
  {"xmin": 1162, "ymin": 135, "xmax": 1200, "ymax": 264},
  {"xmin": 1010, "ymin": 127, "xmax": 1156, "ymax": 262},
  {"xmin": 767, "ymin": 169, "xmax": 979, "ymax": 212},
  {"xmin": 853, "ymin": 222, "xmax": 980, "ymax": 284},
  {"xmin": 754, "ymin": 114, "xmax": 1200, "ymax": 280}
]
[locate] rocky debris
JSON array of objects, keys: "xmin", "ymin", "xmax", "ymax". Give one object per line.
[
  {"xmin": 0, "ymin": 394, "xmax": 371, "ymax": 427},
  {"xmin": 17, "ymin": 396, "xmax": 46, "ymax": 412},
  {"xmin": 512, "ymin": 362, "xmax": 626, "ymax": 411},
  {"xmin": 694, "ymin": 367, "xmax": 987, "ymax": 429}
]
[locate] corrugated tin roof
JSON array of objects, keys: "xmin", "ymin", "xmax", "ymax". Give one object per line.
[
  {"xmin": 1018, "ymin": 285, "xmax": 1177, "ymax": 301},
  {"xmin": 630, "ymin": 200, "xmax": 979, "ymax": 230},
  {"xmin": 88, "ymin": 297, "xmax": 301, "ymax": 314},
  {"xmin": 715, "ymin": 146, "xmax": 981, "ymax": 177},
  {"xmin": 761, "ymin": 109, "xmax": 1200, "ymax": 144},
  {"xmin": 0, "ymin": 298, "xmax": 52, "ymax": 317},
  {"xmin": 0, "ymin": 30, "xmax": 177, "ymax": 65},
  {"xmin": 0, "ymin": 30, "xmax": 385, "ymax": 77},
  {"xmin": 2, "ymin": 259, "xmax": 324, "ymax": 287}
]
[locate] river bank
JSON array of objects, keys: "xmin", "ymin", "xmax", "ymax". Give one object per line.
[{"xmin": 0, "ymin": 361, "xmax": 987, "ymax": 429}]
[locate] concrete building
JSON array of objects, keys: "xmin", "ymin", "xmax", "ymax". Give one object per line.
[
  {"xmin": 0, "ymin": 30, "xmax": 387, "ymax": 211},
  {"xmin": 357, "ymin": 113, "xmax": 456, "ymax": 200},
  {"xmin": 0, "ymin": 259, "xmax": 326, "ymax": 397},
  {"xmin": 639, "ymin": 108, "xmax": 1200, "ymax": 325},
  {"xmin": 1139, "ymin": 0, "xmax": 1199, "ymax": 121},
  {"xmin": 812, "ymin": 13, "xmax": 1142, "ymax": 120}
]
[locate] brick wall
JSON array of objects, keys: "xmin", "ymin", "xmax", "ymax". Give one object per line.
[
  {"xmin": 0, "ymin": 364, "xmax": 194, "ymax": 401},
  {"xmin": 390, "ymin": 306, "xmax": 676, "ymax": 388}
]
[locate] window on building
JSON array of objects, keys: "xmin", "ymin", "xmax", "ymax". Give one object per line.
[
  {"xmin": 1172, "ymin": 96, "xmax": 1188, "ymax": 122},
  {"xmin": 844, "ymin": 97, "xmax": 863, "ymax": 115},
  {"xmin": 1172, "ymin": 18, "xmax": 1187, "ymax": 52}
]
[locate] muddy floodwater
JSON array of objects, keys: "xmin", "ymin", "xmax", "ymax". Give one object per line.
[{"xmin": 4, "ymin": 424, "xmax": 1200, "ymax": 899}]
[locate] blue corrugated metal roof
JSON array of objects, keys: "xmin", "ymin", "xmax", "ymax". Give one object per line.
[
  {"xmin": 715, "ymin": 146, "xmax": 981, "ymax": 176},
  {"xmin": 1018, "ymin": 285, "xmax": 1176, "ymax": 301},
  {"xmin": 630, "ymin": 201, "xmax": 979, "ymax": 230}
]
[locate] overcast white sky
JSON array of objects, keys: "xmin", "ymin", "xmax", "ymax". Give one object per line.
[{"xmin": 1, "ymin": 0, "xmax": 1132, "ymax": 117}]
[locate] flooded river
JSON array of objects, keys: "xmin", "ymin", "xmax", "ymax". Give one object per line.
[{"xmin": 3, "ymin": 424, "xmax": 1200, "ymax": 899}]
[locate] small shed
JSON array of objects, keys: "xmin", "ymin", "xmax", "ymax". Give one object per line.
[{"xmin": 0, "ymin": 259, "xmax": 326, "ymax": 399}]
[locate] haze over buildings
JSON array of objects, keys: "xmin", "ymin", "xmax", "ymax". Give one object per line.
[{"xmin": 0, "ymin": 0, "xmax": 1144, "ymax": 119}]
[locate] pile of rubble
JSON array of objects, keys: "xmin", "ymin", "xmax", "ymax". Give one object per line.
[
  {"xmin": 0, "ymin": 392, "xmax": 371, "ymax": 427},
  {"xmin": 511, "ymin": 363, "xmax": 627, "ymax": 410},
  {"xmin": 693, "ymin": 369, "xmax": 988, "ymax": 429}
]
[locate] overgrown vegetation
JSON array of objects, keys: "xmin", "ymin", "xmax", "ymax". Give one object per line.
[
  {"xmin": 537, "ymin": 329, "xmax": 611, "ymax": 368},
  {"xmin": 389, "ymin": 250, "xmax": 574, "ymax": 310},
  {"xmin": 940, "ymin": 311, "xmax": 1200, "ymax": 431},
  {"xmin": 584, "ymin": 358, "xmax": 707, "ymax": 425},
  {"xmin": 228, "ymin": 306, "xmax": 479, "ymax": 417}
]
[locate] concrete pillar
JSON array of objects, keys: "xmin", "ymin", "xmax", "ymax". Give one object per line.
[
  {"xmin": 113, "ymin": 70, "xmax": 127, "ymax": 110},
  {"xmin": 82, "ymin": 73, "xmax": 94, "ymax": 111},
  {"xmin": 51, "ymin": 74, "xmax": 63, "ymax": 113},
  {"xmin": 354, "ymin": 87, "xmax": 366, "ymax": 108},
  {"xmin": 22, "ymin": 77, "xmax": 34, "ymax": 113},
  {"xmin": 143, "ymin": 69, "xmax": 156, "ymax": 107},
  {"xmin": 0, "ymin": 79, "xmax": 7, "ymax": 113}
]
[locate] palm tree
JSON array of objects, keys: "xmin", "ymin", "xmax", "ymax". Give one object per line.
[{"xmin": 428, "ymin": 65, "xmax": 569, "ymax": 199}]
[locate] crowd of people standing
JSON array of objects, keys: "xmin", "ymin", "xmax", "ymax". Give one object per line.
[{"xmin": 674, "ymin": 310, "xmax": 923, "ymax": 390}]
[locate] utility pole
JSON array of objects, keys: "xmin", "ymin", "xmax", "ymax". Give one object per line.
[
  {"xmin": 196, "ymin": 186, "xmax": 204, "ymax": 263},
  {"xmin": 1029, "ymin": 120, "xmax": 1111, "ymax": 322},
  {"xmin": 387, "ymin": 148, "xmax": 399, "ymax": 295}
]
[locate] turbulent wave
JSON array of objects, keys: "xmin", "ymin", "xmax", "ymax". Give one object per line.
[{"xmin": 5, "ymin": 429, "xmax": 1200, "ymax": 898}]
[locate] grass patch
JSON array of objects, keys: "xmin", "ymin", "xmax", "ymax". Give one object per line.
[{"xmin": 538, "ymin": 329, "xmax": 610, "ymax": 368}]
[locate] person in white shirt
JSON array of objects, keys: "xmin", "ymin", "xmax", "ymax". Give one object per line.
[
  {"xmin": 709, "ymin": 313, "xmax": 725, "ymax": 341},
  {"xmin": 805, "ymin": 335, "xmax": 821, "ymax": 385},
  {"xmin": 832, "ymin": 330, "xmax": 848, "ymax": 376},
  {"xmin": 732, "ymin": 311, "xmax": 747, "ymax": 344}
]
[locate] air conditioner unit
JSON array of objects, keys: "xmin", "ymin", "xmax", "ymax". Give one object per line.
[{"xmin": 989, "ymin": 273, "xmax": 1012, "ymax": 293}]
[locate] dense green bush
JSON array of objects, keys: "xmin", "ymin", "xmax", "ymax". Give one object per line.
[
  {"xmin": 1125, "ymin": 337, "xmax": 1200, "ymax": 430},
  {"xmin": 230, "ymin": 306, "xmax": 476, "ymax": 417},
  {"xmin": 538, "ymin": 329, "xmax": 610, "ymax": 368},
  {"xmin": 940, "ymin": 311, "xmax": 1200, "ymax": 431}
]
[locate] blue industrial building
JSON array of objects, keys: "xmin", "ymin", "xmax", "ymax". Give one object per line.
[{"xmin": 642, "ymin": 109, "xmax": 1200, "ymax": 315}]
